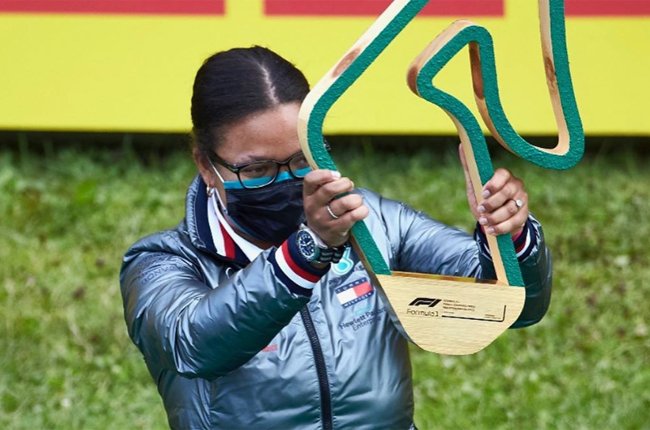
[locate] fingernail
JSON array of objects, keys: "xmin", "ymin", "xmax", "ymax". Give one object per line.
[
  {"xmin": 482, "ymin": 190, "xmax": 491, "ymax": 199},
  {"xmin": 487, "ymin": 227, "xmax": 495, "ymax": 235},
  {"xmin": 479, "ymin": 217, "xmax": 488, "ymax": 226},
  {"xmin": 478, "ymin": 205, "xmax": 486, "ymax": 214},
  {"xmin": 332, "ymin": 171, "xmax": 341, "ymax": 180},
  {"xmin": 350, "ymin": 181, "xmax": 355, "ymax": 189}
]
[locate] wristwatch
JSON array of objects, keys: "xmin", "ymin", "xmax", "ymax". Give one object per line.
[{"xmin": 295, "ymin": 224, "xmax": 346, "ymax": 264}]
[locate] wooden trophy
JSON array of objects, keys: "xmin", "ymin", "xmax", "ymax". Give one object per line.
[{"xmin": 298, "ymin": 0, "xmax": 583, "ymax": 355}]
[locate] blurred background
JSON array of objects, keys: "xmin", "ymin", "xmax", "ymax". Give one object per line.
[{"xmin": 1, "ymin": 0, "xmax": 649, "ymax": 429}]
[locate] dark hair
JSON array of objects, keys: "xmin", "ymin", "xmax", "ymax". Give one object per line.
[{"xmin": 191, "ymin": 46, "xmax": 310, "ymax": 159}]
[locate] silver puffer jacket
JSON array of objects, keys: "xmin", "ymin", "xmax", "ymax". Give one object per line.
[{"xmin": 120, "ymin": 175, "xmax": 551, "ymax": 430}]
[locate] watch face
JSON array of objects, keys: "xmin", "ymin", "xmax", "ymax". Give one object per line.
[{"xmin": 296, "ymin": 230, "xmax": 317, "ymax": 261}]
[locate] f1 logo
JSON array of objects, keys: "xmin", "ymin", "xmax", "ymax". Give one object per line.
[{"xmin": 408, "ymin": 298, "xmax": 442, "ymax": 308}]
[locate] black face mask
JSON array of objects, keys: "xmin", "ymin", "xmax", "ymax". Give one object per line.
[{"xmin": 221, "ymin": 179, "xmax": 305, "ymax": 245}]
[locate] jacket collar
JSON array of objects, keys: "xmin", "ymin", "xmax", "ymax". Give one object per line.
[{"xmin": 185, "ymin": 174, "xmax": 255, "ymax": 265}]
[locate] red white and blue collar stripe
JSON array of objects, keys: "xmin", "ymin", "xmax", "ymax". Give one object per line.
[
  {"xmin": 207, "ymin": 192, "xmax": 327, "ymax": 296},
  {"xmin": 207, "ymin": 194, "xmax": 261, "ymax": 264}
]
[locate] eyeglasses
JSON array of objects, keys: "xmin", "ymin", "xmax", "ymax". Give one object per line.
[{"xmin": 210, "ymin": 142, "xmax": 331, "ymax": 190}]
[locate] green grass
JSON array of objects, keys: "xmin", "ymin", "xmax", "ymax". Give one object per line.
[{"xmin": 1, "ymin": 142, "xmax": 649, "ymax": 429}]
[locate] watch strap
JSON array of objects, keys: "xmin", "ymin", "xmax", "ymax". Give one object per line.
[{"xmin": 314, "ymin": 243, "xmax": 348, "ymax": 264}]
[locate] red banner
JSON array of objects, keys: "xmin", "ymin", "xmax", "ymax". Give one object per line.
[
  {"xmin": 265, "ymin": 0, "xmax": 503, "ymax": 16},
  {"xmin": 0, "ymin": 0, "xmax": 224, "ymax": 15},
  {"xmin": 0, "ymin": 0, "xmax": 648, "ymax": 17},
  {"xmin": 565, "ymin": 0, "xmax": 650, "ymax": 16}
]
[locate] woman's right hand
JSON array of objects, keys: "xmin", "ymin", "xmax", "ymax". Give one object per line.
[{"xmin": 303, "ymin": 170, "xmax": 369, "ymax": 247}]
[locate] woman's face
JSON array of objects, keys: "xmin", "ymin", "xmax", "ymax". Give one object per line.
[{"xmin": 195, "ymin": 102, "xmax": 302, "ymax": 197}]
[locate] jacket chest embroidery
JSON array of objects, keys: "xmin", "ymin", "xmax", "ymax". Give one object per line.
[
  {"xmin": 260, "ymin": 344, "xmax": 278, "ymax": 353},
  {"xmin": 338, "ymin": 306, "xmax": 387, "ymax": 332},
  {"xmin": 331, "ymin": 247, "xmax": 354, "ymax": 275},
  {"xmin": 334, "ymin": 277, "xmax": 374, "ymax": 308}
]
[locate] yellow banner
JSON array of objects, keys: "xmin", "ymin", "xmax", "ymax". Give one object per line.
[{"xmin": 0, "ymin": 0, "xmax": 648, "ymax": 135}]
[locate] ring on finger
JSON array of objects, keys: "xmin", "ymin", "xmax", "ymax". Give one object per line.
[
  {"xmin": 514, "ymin": 199, "xmax": 524, "ymax": 210},
  {"xmin": 326, "ymin": 203, "xmax": 340, "ymax": 220}
]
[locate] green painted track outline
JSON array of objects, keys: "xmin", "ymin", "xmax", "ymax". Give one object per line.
[{"xmin": 300, "ymin": 0, "xmax": 584, "ymax": 284}]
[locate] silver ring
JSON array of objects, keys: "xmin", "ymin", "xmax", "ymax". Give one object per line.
[
  {"xmin": 326, "ymin": 203, "xmax": 340, "ymax": 220},
  {"xmin": 514, "ymin": 199, "xmax": 524, "ymax": 209}
]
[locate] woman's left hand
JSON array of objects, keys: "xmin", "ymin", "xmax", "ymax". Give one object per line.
[{"xmin": 459, "ymin": 145, "xmax": 529, "ymax": 236}]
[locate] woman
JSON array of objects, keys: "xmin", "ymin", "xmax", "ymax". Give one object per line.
[{"xmin": 120, "ymin": 46, "xmax": 551, "ymax": 430}]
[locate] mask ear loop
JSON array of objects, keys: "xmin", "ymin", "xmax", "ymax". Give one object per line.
[{"xmin": 207, "ymin": 159, "xmax": 229, "ymax": 215}]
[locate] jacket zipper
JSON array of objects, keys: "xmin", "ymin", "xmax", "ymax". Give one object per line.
[{"xmin": 300, "ymin": 307, "xmax": 333, "ymax": 430}]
